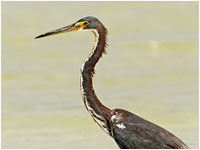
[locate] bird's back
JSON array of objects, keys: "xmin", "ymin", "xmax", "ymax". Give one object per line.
[{"xmin": 109, "ymin": 109, "xmax": 189, "ymax": 149}]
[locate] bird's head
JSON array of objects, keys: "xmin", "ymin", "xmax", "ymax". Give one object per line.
[{"xmin": 35, "ymin": 16, "xmax": 105, "ymax": 39}]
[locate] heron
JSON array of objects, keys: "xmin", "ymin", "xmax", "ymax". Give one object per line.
[{"xmin": 35, "ymin": 16, "xmax": 189, "ymax": 149}]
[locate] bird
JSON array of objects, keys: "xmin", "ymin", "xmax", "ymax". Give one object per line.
[{"xmin": 35, "ymin": 16, "xmax": 189, "ymax": 149}]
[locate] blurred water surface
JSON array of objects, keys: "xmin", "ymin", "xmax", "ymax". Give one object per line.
[{"xmin": 2, "ymin": 1, "xmax": 198, "ymax": 148}]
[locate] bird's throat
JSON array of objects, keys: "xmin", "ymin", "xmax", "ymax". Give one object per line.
[{"xmin": 80, "ymin": 28, "xmax": 111, "ymax": 135}]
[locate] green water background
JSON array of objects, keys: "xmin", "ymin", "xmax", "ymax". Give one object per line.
[{"xmin": 2, "ymin": 1, "xmax": 198, "ymax": 148}]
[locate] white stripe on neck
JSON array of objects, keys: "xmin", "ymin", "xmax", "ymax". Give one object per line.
[
  {"xmin": 80, "ymin": 29, "xmax": 110, "ymax": 135},
  {"xmin": 81, "ymin": 29, "xmax": 99, "ymax": 72}
]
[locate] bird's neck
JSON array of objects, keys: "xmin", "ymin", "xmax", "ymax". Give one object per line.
[{"xmin": 80, "ymin": 28, "xmax": 111, "ymax": 135}]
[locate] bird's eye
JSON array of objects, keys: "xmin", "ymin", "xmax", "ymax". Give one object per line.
[{"xmin": 83, "ymin": 22, "xmax": 89, "ymax": 26}]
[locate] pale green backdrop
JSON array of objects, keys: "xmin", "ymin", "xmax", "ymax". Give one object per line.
[{"xmin": 2, "ymin": 1, "xmax": 198, "ymax": 148}]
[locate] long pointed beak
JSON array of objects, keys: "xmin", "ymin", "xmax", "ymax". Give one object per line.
[{"xmin": 35, "ymin": 23, "xmax": 78, "ymax": 39}]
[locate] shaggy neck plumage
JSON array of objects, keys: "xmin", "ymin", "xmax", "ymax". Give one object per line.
[{"xmin": 80, "ymin": 26, "xmax": 111, "ymax": 135}]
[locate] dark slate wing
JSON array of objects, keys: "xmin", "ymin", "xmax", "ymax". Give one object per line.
[{"xmin": 110, "ymin": 109, "xmax": 189, "ymax": 149}]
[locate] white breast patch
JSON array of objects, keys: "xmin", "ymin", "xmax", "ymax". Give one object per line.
[{"xmin": 116, "ymin": 123, "xmax": 126, "ymax": 129}]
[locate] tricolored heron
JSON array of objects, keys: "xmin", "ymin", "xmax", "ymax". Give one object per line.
[{"xmin": 35, "ymin": 16, "xmax": 189, "ymax": 149}]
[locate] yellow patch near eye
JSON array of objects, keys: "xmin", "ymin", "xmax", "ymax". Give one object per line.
[{"xmin": 75, "ymin": 21, "xmax": 89, "ymax": 29}]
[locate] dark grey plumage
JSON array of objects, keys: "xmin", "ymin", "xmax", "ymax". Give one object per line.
[{"xmin": 110, "ymin": 109, "xmax": 189, "ymax": 149}]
